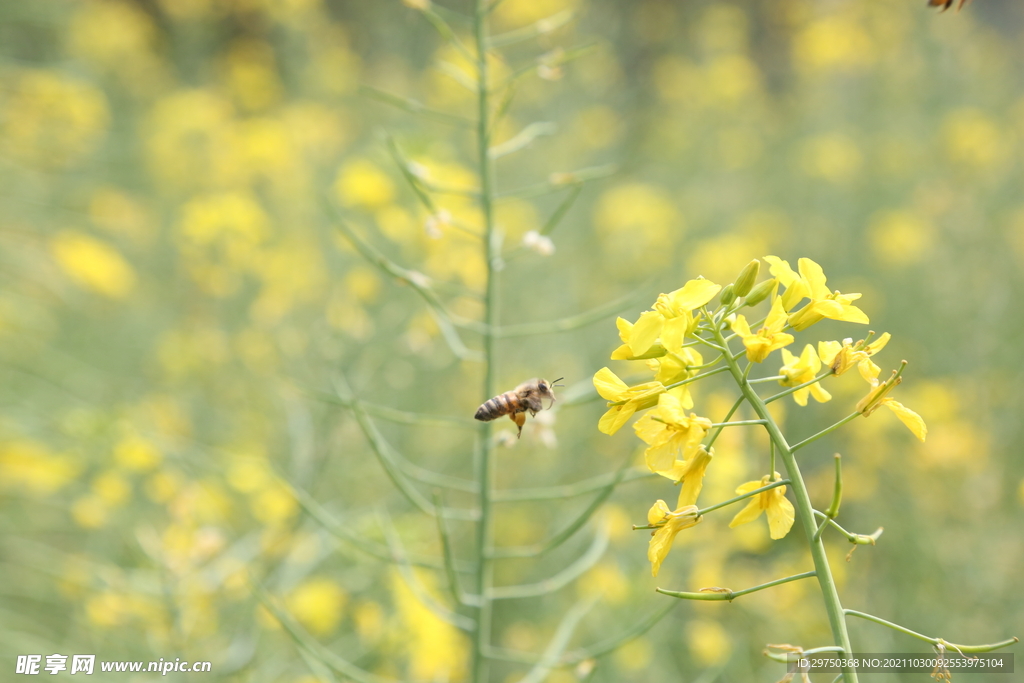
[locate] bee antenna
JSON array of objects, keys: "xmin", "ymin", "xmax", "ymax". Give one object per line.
[{"xmin": 552, "ymin": 377, "xmax": 565, "ymax": 386}]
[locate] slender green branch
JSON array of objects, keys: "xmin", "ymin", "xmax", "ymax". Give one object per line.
[
  {"xmin": 496, "ymin": 283, "xmax": 650, "ymax": 338},
  {"xmin": 489, "ymin": 530, "xmax": 608, "ymax": 599},
  {"xmin": 813, "ymin": 511, "xmax": 882, "ymax": 546},
  {"xmin": 254, "ymin": 582, "xmax": 396, "ymax": 683},
  {"xmin": 657, "ymin": 570, "xmax": 816, "ymax": 601},
  {"xmin": 307, "ymin": 387, "xmax": 478, "ymax": 432},
  {"xmin": 379, "ymin": 511, "xmax": 476, "ymax": 631},
  {"xmin": 708, "ymin": 419, "xmax": 766, "ymax": 428},
  {"xmin": 764, "ymin": 370, "xmax": 832, "ymax": 404},
  {"xmin": 814, "ymin": 454, "xmax": 843, "ymax": 542},
  {"xmin": 493, "ymin": 467, "xmax": 653, "ymax": 502},
  {"xmin": 360, "ymin": 85, "xmax": 473, "ymax": 126},
  {"xmin": 293, "ymin": 486, "xmax": 473, "ymax": 571},
  {"xmin": 497, "ymin": 42, "xmax": 599, "ymax": 89},
  {"xmin": 791, "ymin": 412, "xmax": 860, "ymax": 451},
  {"xmin": 706, "ymin": 395, "xmax": 745, "ymax": 449},
  {"xmin": 512, "ymin": 598, "xmax": 596, "ymax": 683},
  {"xmin": 433, "ymin": 490, "xmax": 474, "ymax": 606},
  {"xmin": 495, "ymin": 163, "xmax": 616, "ymax": 199},
  {"xmin": 490, "ymin": 453, "xmax": 632, "ymax": 558},
  {"xmin": 560, "ymin": 601, "xmax": 676, "ymax": 664},
  {"xmin": 420, "ymin": 4, "xmax": 476, "ymax": 63},
  {"xmin": 749, "ymin": 375, "xmax": 785, "ymax": 384},
  {"xmin": 472, "ymin": 4, "xmax": 498, "ymax": 681},
  {"xmin": 706, "ymin": 310, "xmax": 859, "ymax": 683},
  {"xmin": 844, "ymin": 610, "xmax": 1019, "ymax": 653},
  {"xmin": 487, "ymin": 10, "xmax": 573, "ymax": 48},
  {"xmin": 489, "ymin": 121, "xmax": 557, "ymax": 159},
  {"xmin": 538, "ymin": 183, "xmax": 583, "ymax": 237}
]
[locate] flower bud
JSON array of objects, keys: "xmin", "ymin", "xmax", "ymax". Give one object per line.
[
  {"xmin": 733, "ymin": 259, "xmax": 760, "ymax": 297},
  {"xmin": 719, "ymin": 283, "xmax": 736, "ymax": 306},
  {"xmin": 743, "ymin": 277, "xmax": 776, "ymax": 306}
]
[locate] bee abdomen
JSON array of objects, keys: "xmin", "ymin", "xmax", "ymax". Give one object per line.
[{"xmin": 475, "ymin": 392, "xmax": 519, "ymax": 421}]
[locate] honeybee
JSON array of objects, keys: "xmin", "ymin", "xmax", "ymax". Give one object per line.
[
  {"xmin": 475, "ymin": 377, "xmax": 564, "ymax": 438},
  {"xmin": 928, "ymin": 0, "xmax": 970, "ymax": 11}
]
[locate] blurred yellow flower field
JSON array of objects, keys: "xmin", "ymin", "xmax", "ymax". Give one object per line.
[{"xmin": 0, "ymin": 0, "xmax": 1022, "ymax": 681}]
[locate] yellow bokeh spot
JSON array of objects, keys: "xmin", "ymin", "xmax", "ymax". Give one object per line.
[
  {"xmin": 577, "ymin": 562, "xmax": 629, "ymax": 604},
  {"xmin": 71, "ymin": 495, "xmax": 110, "ymax": 529},
  {"xmin": 227, "ymin": 458, "xmax": 272, "ymax": 493},
  {"xmin": 800, "ymin": 133, "xmax": 862, "ymax": 185},
  {"xmin": 85, "ymin": 591, "xmax": 128, "ymax": 627},
  {"xmin": 392, "ymin": 570, "xmax": 467, "ymax": 681},
  {"xmin": 335, "ymin": 159, "xmax": 395, "ymax": 209},
  {"xmin": 92, "ymin": 471, "xmax": 132, "ymax": 507},
  {"xmin": 593, "ymin": 183, "xmax": 680, "ymax": 271},
  {"xmin": 613, "ymin": 637, "xmax": 653, "ymax": 671},
  {"xmin": 868, "ymin": 210, "xmax": 934, "ymax": 266},
  {"xmin": 145, "ymin": 470, "xmax": 183, "ymax": 504},
  {"xmin": 50, "ymin": 231, "xmax": 137, "ymax": 298},
  {"xmin": 0, "ymin": 440, "xmax": 80, "ymax": 495},
  {"xmin": 251, "ymin": 485, "xmax": 298, "ymax": 525},
  {"xmin": 943, "ymin": 108, "xmax": 1005, "ymax": 170},
  {"xmin": 287, "ymin": 577, "xmax": 347, "ymax": 636},
  {"xmin": 353, "ymin": 600, "xmax": 385, "ymax": 644},
  {"xmin": 114, "ymin": 434, "xmax": 162, "ymax": 471},
  {"xmin": 686, "ymin": 619, "xmax": 732, "ymax": 666},
  {"xmin": 793, "ymin": 15, "xmax": 874, "ymax": 73}
]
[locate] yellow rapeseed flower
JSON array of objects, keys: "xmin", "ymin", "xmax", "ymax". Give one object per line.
[
  {"xmin": 855, "ymin": 360, "xmax": 927, "ymax": 441},
  {"xmin": 778, "ymin": 345, "xmax": 831, "ymax": 406},
  {"xmin": 644, "ymin": 346, "xmax": 703, "ymax": 409},
  {"xmin": 647, "ymin": 500, "xmax": 701, "ymax": 577},
  {"xmin": 764, "ymin": 256, "xmax": 868, "ymax": 331},
  {"xmin": 633, "ymin": 394, "xmax": 712, "ymax": 474},
  {"xmin": 626, "ymin": 279, "xmax": 721, "ymax": 357},
  {"xmin": 731, "ymin": 296, "xmax": 794, "ymax": 363},
  {"xmin": 729, "ymin": 474, "xmax": 795, "ymax": 540},
  {"xmin": 593, "ymin": 367, "xmax": 665, "ymax": 435},
  {"xmin": 817, "ymin": 332, "xmax": 890, "ymax": 375}
]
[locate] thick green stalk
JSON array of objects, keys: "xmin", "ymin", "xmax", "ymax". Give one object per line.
[
  {"xmin": 708, "ymin": 322, "xmax": 859, "ymax": 683},
  {"xmin": 472, "ymin": 2, "xmax": 496, "ymax": 682}
]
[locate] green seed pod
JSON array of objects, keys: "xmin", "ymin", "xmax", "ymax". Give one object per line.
[
  {"xmin": 720, "ymin": 283, "xmax": 736, "ymax": 306},
  {"xmin": 733, "ymin": 259, "xmax": 760, "ymax": 297},
  {"xmin": 744, "ymin": 277, "xmax": 776, "ymax": 306}
]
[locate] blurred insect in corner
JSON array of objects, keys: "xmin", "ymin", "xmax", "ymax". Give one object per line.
[
  {"xmin": 475, "ymin": 378, "xmax": 564, "ymax": 438},
  {"xmin": 928, "ymin": 0, "xmax": 971, "ymax": 11}
]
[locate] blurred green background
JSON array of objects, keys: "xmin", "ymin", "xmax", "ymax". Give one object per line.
[{"xmin": 1, "ymin": 0, "xmax": 1022, "ymax": 681}]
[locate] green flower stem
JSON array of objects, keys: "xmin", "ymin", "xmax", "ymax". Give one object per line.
[
  {"xmin": 706, "ymin": 395, "xmax": 746, "ymax": 448},
  {"xmin": 708, "ymin": 419, "xmax": 767, "ymax": 428},
  {"xmin": 695, "ymin": 479, "xmax": 790, "ymax": 517},
  {"xmin": 656, "ymin": 570, "xmax": 816, "ymax": 601},
  {"xmin": 813, "ymin": 455, "xmax": 843, "ymax": 542},
  {"xmin": 749, "ymin": 375, "xmax": 785, "ymax": 384},
  {"xmin": 764, "ymin": 370, "xmax": 832, "ymax": 404},
  {"xmin": 473, "ymin": 2, "xmax": 497, "ymax": 680},
  {"xmin": 844, "ymin": 610, "xmax": 1019, "ymax": 653},
  {"xmin": 706, "ymin": 319, "xmax": 859, "ymax": 683},
  {"xmin": 812, "ymin": 511, "xmax": 882, "ymax": 545},
  {"xmin": 663, "ymin": 365, "xmax": 729, "ymax": 391},
  {"xmin": 791, "ymin": 412, "xmax": 861, "ymax": 451}
]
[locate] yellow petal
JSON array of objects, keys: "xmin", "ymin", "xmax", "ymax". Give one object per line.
[
  {"xmin": 809, "ymin": 382, "xmax": 832, "ymax": 404},
  {"xmin": 884, "ymin": 400, "xmax": 927, "ymax": 442},
  {"xmin": 797, "ymin": 257, "xmax": 829, "ymax": 299},
  {"xmin": 629, "ymin": 311, "xmax": 664, "ymax": 356},
  {"xmin": 615, "ymin": 316, "xmax": 633, "ymax": 344},
  {"xmin": 598, "ymin": 404, "xmax": 636, "ymax": 435},
  {"xmin": 728, "ymin": 497, "xmax": 764, "ymax": 528},
  {"xmin": 858, "ymin": 359, "xmax": 881, "ymax": 383},
  {"xmin": 734, "ymin": 479, "xmax": 763, "ymax": 496},
  {"xmin": 676, "ymin": 447, "xmax": 713, "ymax": 508},
  {"xmin": 766, "ymin": 489, "xmax": 796, "ymax": 539},
  {"xmin": 647, "ymin": 499, "xmax": 671, "ymax": 526},
  {"xmin": 763, "ymin": 256, "xmax": 798, "ymax": 287},
  {"xmin": 818, "ymin": 340, "xmax": 842, "ymax": 366},
  {"xmin": 661, "ymin": 315, "xmax": 689, "ymax": 350},
  {"xmin": 765, "ymin": 296, "xmax": 789, "ymax": 332},
  {"xmin": 648, "ymin": 525, "xmax": 675, "ymax": 577},
  {"xmin": 645, "ymin": 441, "xmax": 677, "ymax": 474},
  {"xmin": 866, "ymin": 332, "xmax": 890, "ymax": 355},
  {"xmin": 593, "ymin": 367, "xmax": 628, "ymax": 400},
  {"xmin": 670, "ymin": 278, "xmax": 722, "ymax": 311},
  {"xmin": 610, "ymin": 344, "xmax": 633, "ymax": 360},
  {"xmin": 731, "ymin": 314, "xmax": 753, "ymax": 338}
]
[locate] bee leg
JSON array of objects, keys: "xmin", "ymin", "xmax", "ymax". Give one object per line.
[{"xmin": 511, "ymin": 412, "xmax": 526, "ymax": 438}]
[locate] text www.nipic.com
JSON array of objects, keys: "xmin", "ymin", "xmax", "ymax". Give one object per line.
[
  {"xmin": 16, "ymin": 655, "xmax": 211, "ymax": 675},
  {"xmin": 101, "ymin": 659, "xmax": 212, "ymax": 674}
]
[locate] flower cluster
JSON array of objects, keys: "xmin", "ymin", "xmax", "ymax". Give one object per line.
[{"xmin": 594, "ymin": 257, "xmax": 927, "ymax": 576}]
